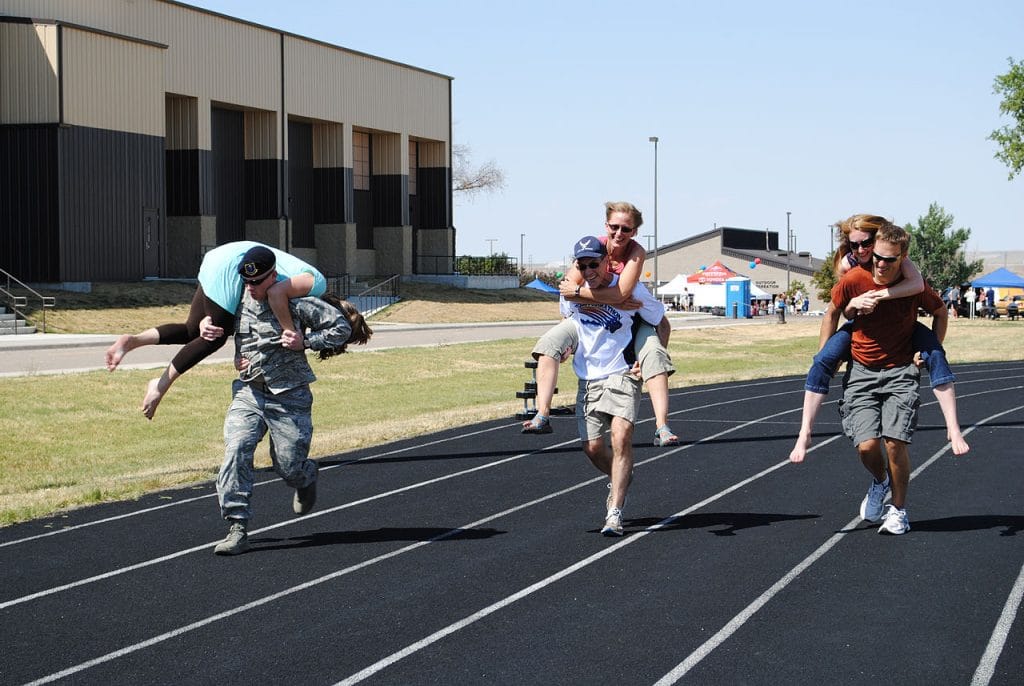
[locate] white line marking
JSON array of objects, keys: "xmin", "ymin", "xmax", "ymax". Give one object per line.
[
  {"xmin": 0, "ymin": 387, "xmax": 802, "ymax": 608},
  {"xmin": 652, "ymin": 404, "xmax": 1024, "ymax": 685},
  {"xmin": 970, "ymin": 561, "xmax": 1024, "ymax": 686},
  {"xmin": 0, "ymin": 376, "xmax": 802, "ymax": 548},
  {"xmin": 13, "ymin": 387, "xmax": 1024, "ymax": 684},
  {"xmin": 22, "ymin": 404, "xmax": 798, "ymax": 684}
]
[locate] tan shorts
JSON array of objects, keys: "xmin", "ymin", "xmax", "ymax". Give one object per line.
[
  {"xmin": 635, "ymin": 321, "xmax": 675, "ymax": 380},
  {"xmin": 532, "ymin": 318, "xmax": 577, "ymax": 361},
  {"xmin": 534, "ymin": 318, "xmax": 674, "ymax": 382},
  {"xmin": 576, "ymin": 373, "xmax": 642, "ymax": 441}
]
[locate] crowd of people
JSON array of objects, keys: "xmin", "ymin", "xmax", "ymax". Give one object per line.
[{"xmin": 103, "ymin": 205, "xmax": 970, "ymax": 552}]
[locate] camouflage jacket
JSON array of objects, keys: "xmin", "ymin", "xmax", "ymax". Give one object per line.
[{"xmin": 235, "ymin": 294, "xmax": 352, "ymax": 393}]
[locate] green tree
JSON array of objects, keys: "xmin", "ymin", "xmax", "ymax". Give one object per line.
[
  {"xmin": 811, "ymin": 250, "xmax": 838, "ymax": 302},
  {"xmin": 905, "ymin": 203, "xmax": 984, "ymax": 290},
  {"xmin": 989, "ymin": 57, "xmax": 1024, "ymax": 180}
]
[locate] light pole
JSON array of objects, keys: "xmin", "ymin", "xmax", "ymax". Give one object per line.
[
  {"xmin": 785, "ymin": 211, "xmax": 792, "ymax": 293},
  {"xmin": 486, "ymin": 238, "xmax": 498, "ymax": 255},
  {"xmin": 520, "ymin": 233, "xmax": 525, "ymax": 273},
  {"xmin": 649, "ymin": 136, "xmax": 659, "ymax": 289}
]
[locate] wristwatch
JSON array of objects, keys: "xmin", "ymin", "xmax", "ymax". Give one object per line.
[{"xmin": 575, "ymin": 285, "xmax": 581, "ymax": 297}]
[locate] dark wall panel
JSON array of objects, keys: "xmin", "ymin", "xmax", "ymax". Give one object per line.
[
  {"xmin": 417, "ymin": 167, "xmax": 450, "ymax": 229},
  {"xmin": 314, "ymin": 167, "xmax": 351, "ymax": 224},
  {"xmin": 287, "ymin": 121, "xmax": 313, "ymax": 248},
  {"xmin": 59, "ymin": 126, "xmax": 165, "ymax": 281},
  {"xmin": 212, "ymin": 107, "xmax": 245, "ymax": 244},
  {"xmin": 166, "ymin": 149, "xmax": 199, "ymax": 216},
  {"xmin": 355, "ymin": 190, "xmax": 373, "ymax": 249},
  {"xmin": 244, "ymin": 159, "xmax": 281, "ymax": 221},
  {"xmin": 371, "ymin": 174, "xmax": 407, "ymax": 227},
  {"xmin": 0, "ymin": 125, "xmax": 60, "ymax": 282}
]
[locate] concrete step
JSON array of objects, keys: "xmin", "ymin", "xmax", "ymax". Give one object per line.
[{"xmin": 0, "ymin": 321, "xmax": 37, "ymax": 334}]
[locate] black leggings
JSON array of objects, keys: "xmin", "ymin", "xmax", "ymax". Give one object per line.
[{"xmin": 155, "ymin": 285, "xmax": 235, "ymax": 375}]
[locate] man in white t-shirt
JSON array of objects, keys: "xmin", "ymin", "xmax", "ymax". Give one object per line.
[{"xmin": 562, "ymin": 235, "xmax": 666, "ymax": 536}]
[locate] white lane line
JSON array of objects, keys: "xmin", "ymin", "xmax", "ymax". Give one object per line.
[
  {"xmin": 22, "ymin": 404, "xmax": 798, "ymax": 685},
  {"xmin": 0, "ymin": 376, "xmax": 805, "ymax": 549},
  {"xmin": 0, "ymin": 423, "xmax": 512, "ymax": 548},
  {"xmin": 0, "ymin": 386, "xmax": 801, "ymax": 608},
  {"xmin": 970, "ymin": 561, "xmax": 1024, "ymax": 686},
  {"xmin": 21, "ymin": 395, "xmax": 1024, "ymax": 684},
  {"xmin": 6, "ymin": 369, "xmax": 1017, "ymax": 549},
  {"xmin": 653, "ymin": 403, "xmax": 1024, "ymax": 685}
]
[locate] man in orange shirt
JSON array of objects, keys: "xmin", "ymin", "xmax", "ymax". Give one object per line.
[{"xmin": 830, "ymin": 220, "xmax": 949, "ymax": 535}]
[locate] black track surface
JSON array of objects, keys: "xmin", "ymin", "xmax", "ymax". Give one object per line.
[{"xmin": 2, "ymin": 362, "xmax": 1022, "ymax": 685}]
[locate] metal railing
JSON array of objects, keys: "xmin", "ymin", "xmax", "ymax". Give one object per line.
[
  {"xmin": 1, "ymin": 268, "xmax": 56, "ymax": 333},
  {"xmin": 324, "ymin": 273, "xmax": 400, "ymax": 316}
]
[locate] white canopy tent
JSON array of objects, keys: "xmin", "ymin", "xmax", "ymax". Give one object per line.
[{"xmin": 655, "ymin": 273, "xmax": 691, "ymax": 297}]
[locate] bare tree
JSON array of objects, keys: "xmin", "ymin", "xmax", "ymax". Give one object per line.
[{"xmin": 452, "ymin": 143, "xmax": 506, "ymax": 197}]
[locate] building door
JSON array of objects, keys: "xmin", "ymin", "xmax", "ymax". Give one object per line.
[{"xmin": 142, "ymin": 207, "xmax": 161, "ymax": 277}]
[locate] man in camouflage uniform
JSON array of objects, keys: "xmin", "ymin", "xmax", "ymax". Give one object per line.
[{"xmin": 214, "ymin": 247, "xmax": 352, "ymax": 555}]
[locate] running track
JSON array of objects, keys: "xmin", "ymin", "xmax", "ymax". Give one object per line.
[{"xmin": 1, "ymin": 361, "xmax": 1022, "ymax": 685}]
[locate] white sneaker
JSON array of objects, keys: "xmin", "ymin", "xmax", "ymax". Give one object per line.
[
  {"xmin": 878, "ymin": 504, "xmax": 910, "ymax": 535},
  {"xmin": 601, "ymin": 508, "xmax": 624, "ymax": 536},
  {"xmin": 859, "ymin": 476, "xmax": 890, "ymax": 522}
]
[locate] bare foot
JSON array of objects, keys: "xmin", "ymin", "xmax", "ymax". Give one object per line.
[
  {"xmin": 789, "ymin": 433, "xmax": 812, "ymax": 463},
  {"xmin": 142, "ymin": 378, "xmax": 164, "ymax": 420},
  {"xmin": 105, "ymin": 334, "xmax": 134, "ymax": 371},
  {"xmin": 949, "ymin": 432, "xmax": 970, "ymax": 456}
]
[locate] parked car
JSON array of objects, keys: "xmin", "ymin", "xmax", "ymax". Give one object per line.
[{"xmin": 995, "ymin": 294, "xmax": 1023, "ymax": 319}]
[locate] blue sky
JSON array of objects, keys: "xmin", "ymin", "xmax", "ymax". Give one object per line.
[{"xmin": 189, "ymin": 0, "xmax": 1023, "ymax": 266}]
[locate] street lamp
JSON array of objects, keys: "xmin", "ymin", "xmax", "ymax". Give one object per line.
[
  {"xmin": 486, "ymin": 238, "xmax": 498, "ymax": 255},
  {"xmin": 649, "ymin": 136, "xmax": 659, "ymax": 289},
  {"xmin": 520, "ymin": 233, "xmax": 525, "ymax": 274},
  {"xmin": 785, "ymin": 211, "xmax": 792, "ymax": 293}
]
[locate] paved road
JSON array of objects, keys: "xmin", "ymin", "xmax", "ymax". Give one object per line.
[{"xmin": 0, "ymin": 314, "xmax": 775, "ymax": 377}]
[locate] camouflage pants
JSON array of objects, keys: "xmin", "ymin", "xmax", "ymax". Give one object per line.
[{"xmin": 217, "ymin": 380, "xmax": 318, "ymax": 521}]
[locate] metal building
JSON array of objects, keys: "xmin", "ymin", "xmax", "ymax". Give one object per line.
[{"xmin": 0, "ymin": 0, "xmax": 453, "ymax": 283}]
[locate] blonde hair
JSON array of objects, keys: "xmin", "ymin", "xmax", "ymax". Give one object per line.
[
  {"xmin": 832, "ymin": 214, "xmax": 900, "ymax": 271},
  {"xmin": 604, "ymin": 201, "xmax": 643, "ymax": 229}
]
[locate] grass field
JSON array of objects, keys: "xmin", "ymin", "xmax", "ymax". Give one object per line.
[{"xmin": 4, "ymin": 281, "xmax": 1022, "ymax": 526}]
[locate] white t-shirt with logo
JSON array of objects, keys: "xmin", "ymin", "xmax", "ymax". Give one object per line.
[{"xmin": 560, "ymin": 276, "xmax": 665, "ymax": 381}]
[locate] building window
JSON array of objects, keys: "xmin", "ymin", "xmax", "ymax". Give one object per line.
[
  {"xmin": 408, "ymin": 140, "xmax": 418, "ymax": 195},
  {"xmin": 353, "ymin": 130, "xmax": 369, "ymax": 191}
]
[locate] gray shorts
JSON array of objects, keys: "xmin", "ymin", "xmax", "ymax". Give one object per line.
[
  {"xmin": 576, "ymin": 373, "xmax": 642, "ymax": 441},
  {"xmin": 839, "ymin": 362, "xmax": 920, "ymax": 447},
  {"xmin": 533, "ymin": 318, "xmax": 674, "ymax": 381}
]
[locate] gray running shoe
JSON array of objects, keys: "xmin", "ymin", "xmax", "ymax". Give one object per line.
[
  {"xmin": 859, "ymin": 476, "xmax": 890, "ymax": 522},
  {"xmin": 293, "ymin": 479, "xmax": 317, "ymax": 515},
  {"xmin": 601, "ymin": 508, "xmax": 624, "ymax": 536},
  {"xmin": 214, "ymin": 520, "xmax": 249, "ymax": 555},
  {"xmin": 878, "ymin": 504, "xmax": 910, "ymax": 535}
]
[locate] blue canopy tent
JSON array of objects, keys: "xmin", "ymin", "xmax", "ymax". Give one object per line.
[
  {"xmin": 524, "ymin": 278, "xmax": 559, "ymax": 294},
  {"xmin": 971, "ymin": 268, "xmax": 1024, "ymax": 288}
]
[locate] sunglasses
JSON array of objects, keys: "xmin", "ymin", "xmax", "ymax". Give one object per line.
[
  {"xmin": 871, "ymin": 253, "xmax": 900, "ymax": 264},
  {"xmin": 849, "ymin": 238, "xmax": 875, "ymax": 250},
  {"xmin": 606, "ymin": 223, "xmax": 635, "ymax": 234},
  {"xmin": 243, "ymin": 272, "xmax": 273, "ymax": 286},
  {"xmin": 577, "ymin": 260, "xmax": 604, "ymax": 271}
]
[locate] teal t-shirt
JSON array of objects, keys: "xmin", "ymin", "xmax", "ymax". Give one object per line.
[{"xmin": 197, "ymin": 241, "xmax": 327, "ymax": 313}]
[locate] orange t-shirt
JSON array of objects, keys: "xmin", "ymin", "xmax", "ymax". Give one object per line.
[{"xmin": 831, "ymin": 267, "xmax": 944, "ymax": 368}]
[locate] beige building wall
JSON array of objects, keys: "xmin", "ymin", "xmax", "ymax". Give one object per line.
[
  {"xmin": 61, "ymin": 28, "xmax": 164, "ymax": 136},
  {"xmin": 0, "ymin": 22, "xmax": 59, "ymax": 124}
]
